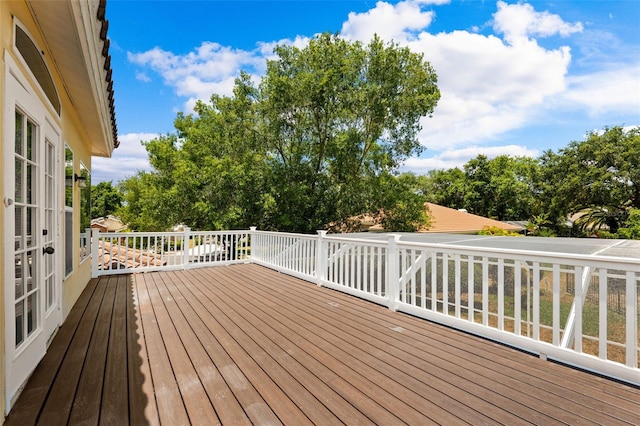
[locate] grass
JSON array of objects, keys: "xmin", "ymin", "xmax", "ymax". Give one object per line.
[{"xmin": 426, "ymin": 291, "xmax": 636, "ymax": 365}]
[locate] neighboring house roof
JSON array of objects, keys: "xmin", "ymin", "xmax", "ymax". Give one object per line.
[
  {"xmin": 421, "ymin": 203, "xmax": 524, "ymax": 234},
  {"xmin": 91, "ymin": 216, "xmax": 127, "ymax": 232},
  {"xmin": 358, "ymin": 203, "xmax": 525, "ymax": 234},
  {"xmin": 97, "ymin": 241, "xmax": 164, "ymax": 270},
  {"xmin": 26, "ymin": 0, "xmax": 118, "ymax": 155}
]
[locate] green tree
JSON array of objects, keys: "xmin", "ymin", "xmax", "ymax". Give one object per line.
[
  {"xmin": 376, "ymin": 172, "xmax": 431, "ymax": 232},
  {"xmin": 119, "ymin": 33, "xmax": 440, "ymax": 232},
  {"xmin": 91, "ymin": 181, "xmax": 123, "ymax": 219},
  {"xmin": 539, "ymin": 126, "xmax": 640, "ymax": 234},
  {"xmin": 617, "ymin": 208, "xmax": 640, "ymax": 239},
  {"xmin": 256, "ymin": 33, "xmax": 439, "ymax": 231},
  {"xmin": 422, "ymin": 168, "xmax": 467, "ymax": 209},
  {"xmin": 462, "ymin": 155, "xmax": 540, "ymax": 221},
  {"xmin": 117, "ymin": 171, "xmax": 178, "ymax": 232}
]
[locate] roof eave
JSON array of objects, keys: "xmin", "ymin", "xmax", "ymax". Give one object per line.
[{"xmin": 27, "ymin": 0, "xmax": 118, "ymax": 157}]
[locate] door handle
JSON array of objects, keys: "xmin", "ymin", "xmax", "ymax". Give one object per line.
[{"xmin": 43, "ymin": 246, "xmax": 55, "ymax": 255}]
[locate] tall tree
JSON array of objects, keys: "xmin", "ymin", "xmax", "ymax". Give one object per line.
[
  {"xmin": 91, "ymin": 181, "xmax": 123, "ymax": 218},
  {"xmin": 463, "ymin": 155, "xmax": 540, "ymax": 221},
  {"xmin": 256, "ymin": 33, "xmax": 440, "ymax": 231},
  {"xmin": 119, "ymin": 34, "xmax": 440, "ymax": 232}
]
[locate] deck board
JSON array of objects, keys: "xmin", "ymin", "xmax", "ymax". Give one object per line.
[
  {"xmin": 37, "ymin": 277, "xmax": 109, "ymax": 425},
  {"xmin": 66, "ymin": 275, "xmax": 115, "ymax": 425},
  {"xmin": 216, "ymin": 267, "xmax": 535, "ymax": 424},
  {"xmin": 235, "ymin": 267, "xmax": 629, "ymax": 424},
  {"xmin": 5, "ymin": 263, "xmax": 639, "ymax": 425}
]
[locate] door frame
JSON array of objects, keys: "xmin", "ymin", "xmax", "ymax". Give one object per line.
[{"xmin": 3, "ymin": 52, "xmax": 62, "ymax": 410}]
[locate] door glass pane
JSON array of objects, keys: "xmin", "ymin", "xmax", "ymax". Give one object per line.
[
  {"xmin": 15, "ymin": 301, "xmax": 24, "ymax": 346},
  {"xmin": 15, "ymin": 112, "xmax": 23, "ymax": 155},
  {"xmin": 27, "ymin": 163, "xmax": 33, "ymax": 204},
  {"xmin": 15, "ymin": 254, "xmax": 24, "ymax": 299},
  {"xmin": 47, "ymin": 276, "xmax": 53, "ymax": 309},
  {"xmin": 26, "ymin": 119, "xmax": 35, "ymax": 160},
  {"xmin": 27, "ymin": 293, "xmax": 36, "ymax": 336},
  {"xmin": 15, "ymin": 159, "xmax": 22, "ymax": 203},
  {"xmin": 15, "ymin": 206, "xmax": 23, "ymax": 250},
  {"xmin": 26, "ymin": 250, "xmax": 35, "ymax": 292},
  {"xmin": 46, "ymin": 209, "xmax": 53, "ymax": 238},
  {"xmin": 27, "ymin": 207, "xmax": 36, "ymax": 248},
  {"xmin": 46, "ymin": 143, "xmax": 53, "ymax": 174}
]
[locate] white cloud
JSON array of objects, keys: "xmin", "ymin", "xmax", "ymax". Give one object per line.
[
  {"xmin": 339, "ymin": 1, "xmax": 579, "ymax": 150},
  {"xmin": 340, "ymin": 0, "xmax": 436, "ymax": 43},
  {"xmin": 128, "ymin": 43, "xmax": 265, "ymax": 111},
  {"xmin": 403, "ymin": 144, "xmax": 539, "ymax": 172},
  {"xmin": 92, "ymin": 133, "xmax": 158, "ymax": 183},
  {"xmin": 135, "ymin": 71, "xmax": 151, "ymax": 82},
  {"xmin": 257, "ymin": 35, "xmax": 312, "ymax": 59},
  {"xmin": 127, "ymin": 36, "xmax": 312, "ymax": 113},
  {"xmin": 493, "ymin": 0, "xmax": 583, "ymax": 45},
  {"xmin": 409, "ymin": 28, "xmax": 571, "ymax": 149},
  {"xmin": 561, "ymin": 64, "xmax": 640, "ymax": 115},
  {"xmin": 125, "ymin": 0, "xmax": 637, "ymax": 169}
]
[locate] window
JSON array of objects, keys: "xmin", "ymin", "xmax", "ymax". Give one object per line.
[
  {"xmin": 14, "ymin": 25, "xmax": 60, "ymax": 115},
  {"xmin": 15, "ymin": 25, "xmax": 60, "ymax": 115},
  {"xmin": 64, "ymin": 145, "xmax": 73, "ymax": 276},
  {"xmin": 79, "ymin": 163, "xmax": 91, "ymax": 261}
]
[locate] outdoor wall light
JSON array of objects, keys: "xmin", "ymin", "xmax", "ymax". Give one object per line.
[{"xmin": 74, "ymin": 173, "xmax": 88, "ymax": 189}]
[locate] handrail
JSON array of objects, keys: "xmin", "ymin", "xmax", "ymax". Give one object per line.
[{"xmin": 91, "ymin": 228, "xmax": 250, "ymax": 276}]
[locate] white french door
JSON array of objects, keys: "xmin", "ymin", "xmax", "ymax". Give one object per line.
[
  {"xmin": 43, "ymin": 131, "xmax": 61, "ymax": 342},
  {"xmin": 4, "ymin": 59, "xmax": 61, "ymax": 409}
]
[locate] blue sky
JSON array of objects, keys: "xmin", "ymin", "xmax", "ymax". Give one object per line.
[{"xmin": 94, "ymin": 0, "xmax": 640, "ymax": 183}]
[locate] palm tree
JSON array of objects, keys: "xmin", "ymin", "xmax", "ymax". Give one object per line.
[{"xmin": 573, "ymin": 205, "xmax": 629, "ymax": 235}]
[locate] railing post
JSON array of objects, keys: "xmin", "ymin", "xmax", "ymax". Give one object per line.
[
  {"xmin": 387, "ymin": 234, "xmax": 400, "ymax": 311},
  {"xmin": 249, "ymin": 227, "xmax": 257, "ymax": 263},
  {"xmin": 316, "ymin": 230, "xmax": 327, "ymax": 286},
  {"xmin": 91, "ymin": 228, "xmax": 100, "ymax": 278},
  {"xmin": 182, "ymin": 226, "xmax": 191, "ymax": 269}
]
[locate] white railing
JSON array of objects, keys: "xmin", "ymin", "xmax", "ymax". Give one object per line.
[
  {"xmin": 250, "ymin": 230, "xmax": 318, "ymax": 280},
  {"xmin": 251, "ymin": 230, "xmax": 640, "ymax": 386},
  {"xmin": 91, "ymin": 227, "xmax": 249, "ymax": 276},
  {"xmin": 90, "ymin": 228, "xmax": 639, "ymax": 385},
  {"xmin": 79, "ymin": 227, "xmax": 91, "ymax": 262}
]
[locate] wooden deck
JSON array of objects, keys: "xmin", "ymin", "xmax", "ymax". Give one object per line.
[{"xmin": 5, "ymin": 264, "xmax": 639, "ymax": 425}]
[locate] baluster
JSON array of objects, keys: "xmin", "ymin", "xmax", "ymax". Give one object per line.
[
  {"xmin": 363, "ymin": 246, "xmax": 369, "ymax": 293},
  {"xmin": 376, "ymin": 247, "xmax": 382, "ymax": 296},
  {"xmin": 468, "ymin": 256, "xmax": 475, "ymax": 323},
  {"xmin": 455, "ymin": 255, "xmax": 461, "ymax": 318},
  {"xmin": 482, "ymin": 257, "xmax": 489, "ymax": 326},
  {"xmin": 430, "ymin": 253, "xmax": 437, "ymax": 311},
  {"xmin": 533, "ymin": 262, "xmax": 540, "ymax": 341},
  {"xmin": 553, "ymin": 264, "xmax": 560, "ymax": 346},
  {"xmin": 625, "ymin": 271, "xmax": 637, "ymax": 368},
  {"xmin": 356, "ymin": 245, "xmax": 362, "ymax": 291},
  {"xmin": 514, "ymin": 261, "xmax": 521, "ymax": 335},
  {"xmin": 498, "ymin": 258, "xmax": 504, "ymax": 330},
  {"xmin": 598, "ymin": 269, "xmax": 607, "ymax": 359},
  {"xmin": 411, "ymin": 250, "xmax": 417, "ymax": 306},
  {"xmin": 420, "ymin": 250, "xmax": 426, "ymax": 309},
  {"xmin": 442, "ymin": 253, "xmax": 448, "ymax": 314},
  {"xmin": 574, "ymin": 266, "xmax": 583, "ymax": 353}
]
